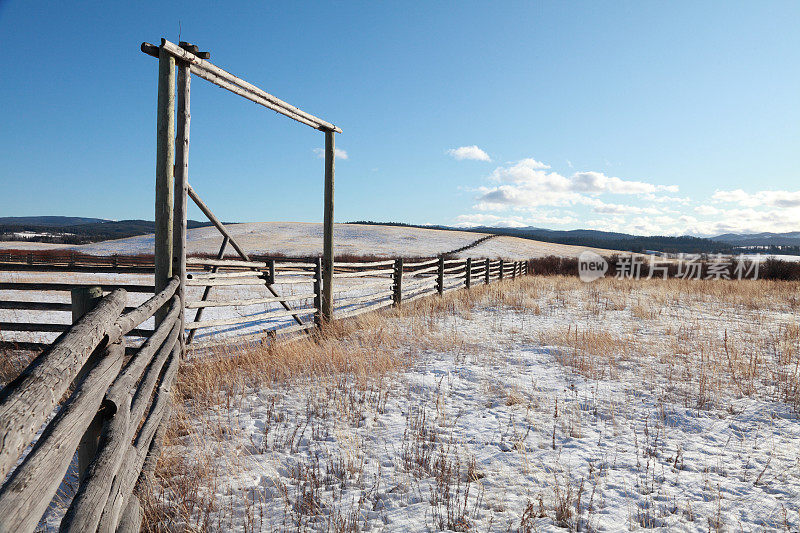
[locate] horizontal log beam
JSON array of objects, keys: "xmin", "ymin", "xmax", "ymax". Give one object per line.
[
  {"xmin": 189, "ymin": 321, "xmax": 316, "ymax": 349},
  {"xmin": 0, "ymin": 341, "xmax": 124, "ymax": 533},
  {"xmin": 145, "ymin": 40, "xmax": 341, "ymax": 133},
  {"xmin": 334, "ymin": 259, "xmax": 395, "ymax": 269},
  {"xmin": 185, "ymin": 276, "xmax": 267, "ymax": 287},
  {"xmin": 0, "ymin": 282, "xmax": 154, "ymax": 293},
  {"xmin": 0, "ymin": 263, "xmax": 153, "ymax": 274},
  {"xmin": 332, "ymin": 269, "xmax": 394, "ymax": 278},
  {"xmin": 186, "ymin": 258, "xmax": 267, "ymax": 269},
  {"xmin": 0, "ymin": 301, "xmax": 72, "ymax": 312}
]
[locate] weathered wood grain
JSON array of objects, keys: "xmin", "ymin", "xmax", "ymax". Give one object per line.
[
  {"xmin": 0, "ymin": 341, "xmax": 124, "ymax": 533},
  {"xmin": 154, "ymin": 46, "xmax": 175, "ymax": 325},
  {"xmin": 0, "ymin": 290, "xmax": 125, "ymax": 481},
  {"xmin": 153, "ymin": 39, "xmax": 341, "ymax": 133},
  {"xmin": 322, "ymin": 130, "xmax": 335, "ymax": 322}
]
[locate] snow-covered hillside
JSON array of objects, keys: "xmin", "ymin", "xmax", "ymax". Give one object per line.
[{"xmin": 0, "ymin": 223, "xmax": 617, "ymax": 259}]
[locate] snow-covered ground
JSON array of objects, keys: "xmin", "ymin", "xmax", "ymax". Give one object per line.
[
  {"xmin": 149, "ymin": 277, "xmax": 800, "ymax": 532},
  {"xmin": 0, "ymin": 222, "xmax": 617, "ymax": 259},
  {"xmin": 454, "ymin": 235, "xmax": 613, "ymax": 260}
]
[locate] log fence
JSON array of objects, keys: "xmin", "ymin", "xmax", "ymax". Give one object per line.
[
  {"xmin": 1, "ymin": 256, "xmax": 533, "ymax": 353},
  {"xmin": 0, "ymin": 277, "xmax": 180, "ymax": 532},
  {"xmin": 0, "ymin": 34, "xmax": 540, "ymax": 531},
  {"xmin": 0, "ymin": 254, "xmax": 532, "ymax": 530}
]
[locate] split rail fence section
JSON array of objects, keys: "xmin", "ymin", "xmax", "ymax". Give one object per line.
[
  {"xmin": 0, "ymin": 254, "xmax": 530, "ymax": 531},
  {"xmin": 0, "ymin": 278, "xmax": 180, "ymax": 532},
  {"xmin": 171, "ymin": 255, "xmax": 530, "ymax": 347},
  {"xmin": 0, "ymin": 256, "xmax": 531, "ymax": 351}
]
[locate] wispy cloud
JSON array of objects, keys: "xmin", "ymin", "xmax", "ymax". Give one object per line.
[
  {"xmin": 712, "ymin": 189, "xmax": 800, "ymax": 208},
  {"xmin": 447, "ymin": 145, "xmax": 491, "ymax": 162},
  {"xmin": 454, "ymin": 211, "xmax": 576, "ymax": 228},
  {"xmin": 313, "ymin": 147, "xmax": 348, "ymax": 160},
  {"xmin": 456, "ymin": 156, "xmax": 800, "ymax": 235}
]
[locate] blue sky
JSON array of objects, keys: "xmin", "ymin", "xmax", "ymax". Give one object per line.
[{"xmin": 1, "ymin": 1, "xmax": 798, "ymax": 235}]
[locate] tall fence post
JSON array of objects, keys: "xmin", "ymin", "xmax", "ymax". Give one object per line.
[
  {"xmin": 322, "ymin": 130, "xmax": 335, "ymax": 322},
  {"xmin": 512, "ymin": 261, "xmax": 517, "ymax": 279},
  {"xmin": 173, "ymin": 52, "xmax": 191, "ymax": 355},
  {"xmin": 499, "ymin": 259, "xmax": 504, "ymax": 281},
  {"xmin": 393, "ymin": 258, "xmax": 403, "ymax": 307},
  {"xmin": 485, "ymin": 258, "xmax": 490, "ymax": 284},
  {"xmin": 155, "ymin": 45, "xmax": 175, "ymax": 325},
  {"xmin": 313, "ymin": 257, "xmax": 323, "ymax": 328},
  {"xmin": 71, "ymin": 286, "xmax": 104, "ymax": 482},
  {"xmin": 465, "ymin": 257, "xmax": 472, "ymax": 289},
  {"xmin": 437, "ymin": 256, "xmax": 445, "ymax": 295}
]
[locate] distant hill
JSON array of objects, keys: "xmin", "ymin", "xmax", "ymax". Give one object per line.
[
  {"xmin": 349, "ymin": 221, "xmax": 732, "ymax": 254},
  {"xmin": 711, "ymin": 232, "xmax": 800, "ymax": 247},
  {"xmin": 0, "ymin": 216, "xmax": 108, "ymax": 226},
  {"xmin": 0, "ymin": 218, "xmax": 213, "ymax": 244}
]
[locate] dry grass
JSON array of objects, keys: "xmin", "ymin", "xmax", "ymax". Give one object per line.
[{"xmin": 139, "ymin": 275, "xmax": 800, "ymax": 531}]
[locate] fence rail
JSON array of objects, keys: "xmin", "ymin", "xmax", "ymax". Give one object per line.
[
  {"xmin": 0, "ymin": 277, "xmax": 180, "ymax": 532},
  {"xmin": 0, "ymin": 254, "xmax": 532, "ymax": 530}
]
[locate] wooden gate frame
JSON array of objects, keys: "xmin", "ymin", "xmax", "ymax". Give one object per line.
[{"xmin": 141, "ymin": 39, "xmax": 340, "ymax": 343}]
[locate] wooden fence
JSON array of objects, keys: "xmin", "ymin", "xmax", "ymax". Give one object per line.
[
  {"xmin": 0, "ymin": 255, "xmax": 531, "ymax": 352},
  {"xmin": 0, "ymin": 255, "xmax": 530, "ymax": 531},
  {"xmin": 0, "ymin": 277, "xmax": 180, "ymax": 532}
]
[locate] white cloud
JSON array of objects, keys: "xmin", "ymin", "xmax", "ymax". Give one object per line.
[
  {"xmin": 458, "ymin": 157, "xmax": 800, "ymax": 236},
  {"xmin": 447, "ymin": 145, "xmax": 492, "ymax": 162},
  {"xmin": 313, "ymin": 147, "xmax": 348, "ymax": 160},
  {"xmin": 454, "ymin": 211, "xmax": 576, "ymax": 228},
  {"xmin": 588, "ymin": 199, "xmax": 662, "ymax": 216},
  {"xmin": 712, "ymin": 189, "xmax": 800, "ymax": 208},
  {"xmin": 694, "ymin": 205, "xmax": 720, "ymax": 216},
  {"xmin": 474, "ymin": 159, "xmax": 679, "ymax": 214}
]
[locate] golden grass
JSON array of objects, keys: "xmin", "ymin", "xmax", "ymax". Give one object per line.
[{"xmin": 140, "ymin": 275, "xmax": 800, "ymax": 531}]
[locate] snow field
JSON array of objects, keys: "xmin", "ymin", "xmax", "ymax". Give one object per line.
[{"xmin": 143, "ymin": 277, "xmax": 800, "ymax": 532}]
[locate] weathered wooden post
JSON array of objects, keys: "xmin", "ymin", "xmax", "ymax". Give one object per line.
[
  {"xmin": 437, "ymin": 256, "xmax": 445, "ymax": 295},
  {"xmin": 465, "ymin": 257, "xmax": 472, "ymax": 289},
  {"xmin": 322, "ymin": 130, "xmax": 335, "ymax": 322},
  {"xmin": 485, "ymin": 258, "xmax": 490, "ymax": 284},
  {"xmin": 266, "ymin": 258, "xmax": 275, "ymax": 285},
  {"xmin": 393, "ymin": 258, "xmax": 403, "ymax": 307},
  {"xmin": 155, "ymin": 45, "xmax": 175, "ymax": 325},
  {"xmin": 71, "ymin": 286, "xmax": 102, "ymax": 324},
  {"xmin": 172, "ymin": 48, "xmax": 191, "ymax": 353},
  {"xmin": 512, "ymin": 261, "xmax": 517, "ymax": 279},
  {"xmin": 313, "ymin": 257, "xmax": 323, "ymax": 327},
  {"xmin": 71, "ymin": 286, "xmax": 103, "ymax": 482},
  {"xmin": 499, "ymin": 259, "xmax": 504, "ymax": 281}
]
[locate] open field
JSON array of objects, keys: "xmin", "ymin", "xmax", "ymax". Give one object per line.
[
  {"xmin": 0, "ymin": 222, "xmax": 619, "ymax": 260},
  {"xmin": 138, "ymin": 276, "xmax": 800, "ymax": 532}
]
